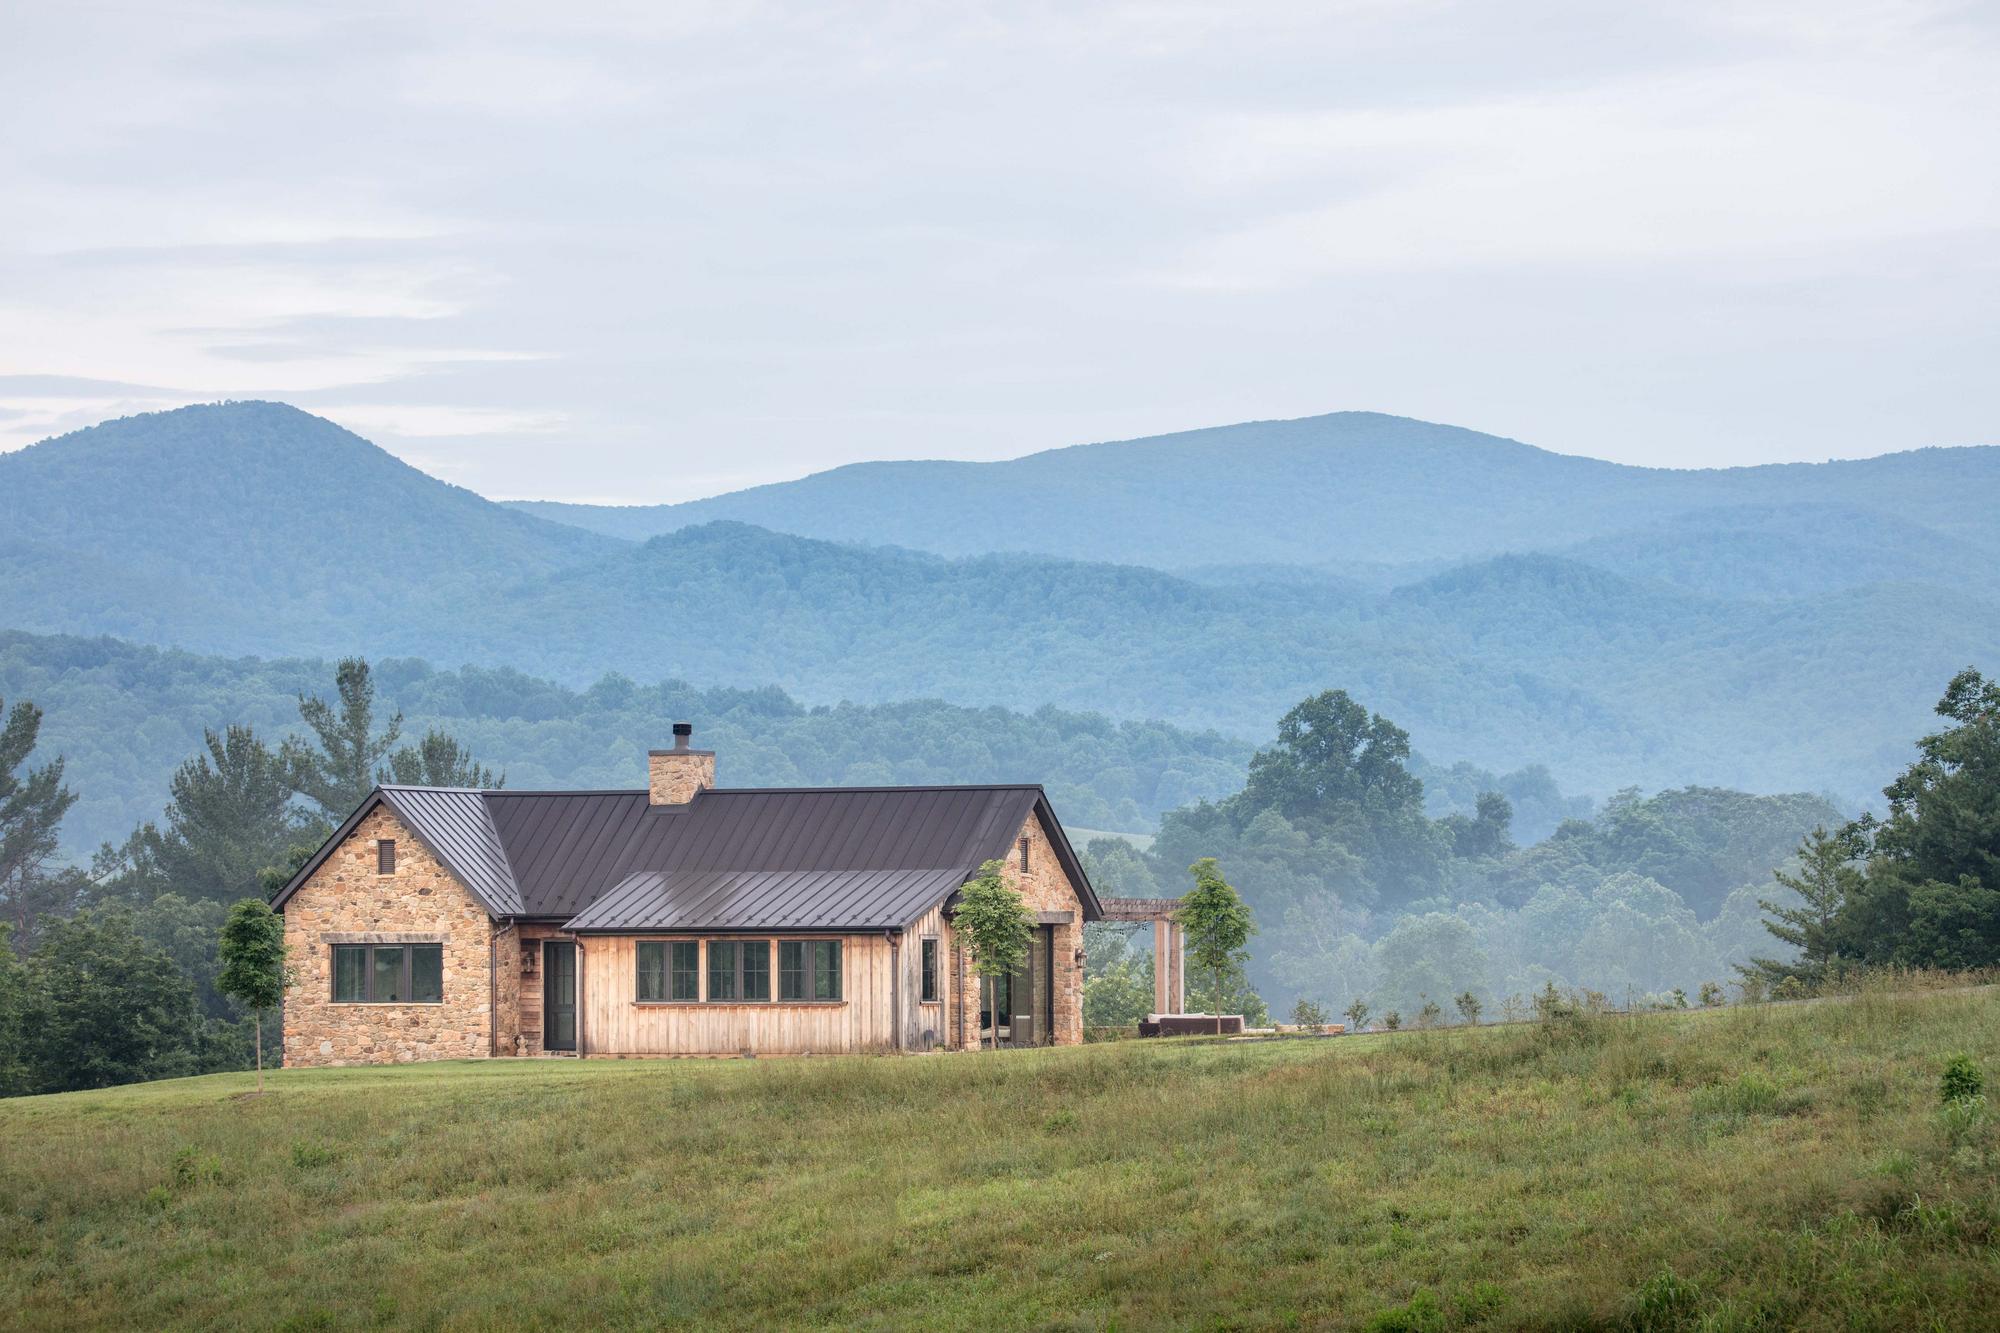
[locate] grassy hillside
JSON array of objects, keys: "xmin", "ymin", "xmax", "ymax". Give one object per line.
[
  {"xmin": 508, "ymin": 410, "xmax": 2000, "ymax": 570},
  {"xmin": 1, "ymin": 985, "xmax": 1994, "ymax": 1329}
]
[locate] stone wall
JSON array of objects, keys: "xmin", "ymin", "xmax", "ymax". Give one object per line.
[
  {"xmin": 944, "ymin": 806, "xmax": 1086, "ymax": 1049},
  {"xmin": 280, "ymin": 804, "xmax": 497, "ymax": 1067}
]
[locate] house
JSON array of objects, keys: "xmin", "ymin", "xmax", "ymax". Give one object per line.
[{"xmin": 269, "ymin": 725, "xmax": 1101, "ymax": 1065}]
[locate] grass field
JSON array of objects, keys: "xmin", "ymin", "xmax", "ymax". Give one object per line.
[{"xmin": 2, "ymin": 986, "xmax": 1997, "ymax": 1330}]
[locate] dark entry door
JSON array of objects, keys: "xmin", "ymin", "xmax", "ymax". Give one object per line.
[
  {"xmin": 1009, "ymin": 927, "xmax": 1053, "ymax": 1047},
  {"xmin": 543, "ymin": 941, "xmax": 577, "ymax": 1052}
]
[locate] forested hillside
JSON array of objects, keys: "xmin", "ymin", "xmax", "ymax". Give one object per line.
[
  {"xmin": 1, "ymin": 631, "xmax": 1580, "ymax": 855},
  {"xmin": 5, "ymin": 402, "xmax": 1995, "ymax": 807},
  {"xmin": 510, "ymin": 410, "xmax": 2000, "ymax": 569}
]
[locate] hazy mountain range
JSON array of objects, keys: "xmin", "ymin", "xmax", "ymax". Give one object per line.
[{"xmin": 3, "ymin": 401, "xmax": 1994, "ymax": 816}]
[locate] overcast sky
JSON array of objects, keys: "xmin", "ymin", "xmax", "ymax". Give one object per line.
[{"xmin": 2, "ymin": 2, "xmax": 1995, "ymax": 502}]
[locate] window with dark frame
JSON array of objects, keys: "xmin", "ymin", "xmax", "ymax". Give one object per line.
[
  {"xmin": 331, "ymin": 943, "xmax": 441, "ymax": 1003},
  {"xmin": 778, "ymin": 939, "xmax": 842, "ymax": 1001},
  {"xmin": 636, "ymin": 941, "xmax": 667, "ymax": 1001},
  {"xmin": 920, "ymin": 937, "xmax": 938, "ymax": 1002},
  {"xmin": 707, "ymin": 940, "xmax": 738, "ymax": 1001},
  {"xmin": 378, "ymin": 839, "xmax": 396, "ymax": 874},
  {"xmin": 1018, "ymin": 837, "xmax": 1030, "ymax": 873},
  {"xmin": 670, "ymin": 941, "xmax": 699, "ymax": 1000}
]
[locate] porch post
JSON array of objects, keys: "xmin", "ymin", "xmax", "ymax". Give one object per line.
[{"xmin": 1153, "ymin": 917, "xmax": 1172, "ymax": 1015}]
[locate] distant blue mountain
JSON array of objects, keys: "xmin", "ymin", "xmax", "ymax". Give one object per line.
[
  {"xmin": 4, "ymin": 401, "xmax": 1994, "ymax": 810},
  {"xmin": 506, "ymin": 410, "xmax": 2000, "ymax": 569}
]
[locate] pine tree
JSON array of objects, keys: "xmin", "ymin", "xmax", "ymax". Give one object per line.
[
  {"xmin": 280, "ymin": 659, "xmax": 402, "ymax": 818},
  {"xmin": 0, "ymin": 698, "xmax": 80, "ymax": 950},
  {"xmin": 380, "ymin": 728, "xmax": 504, "ymax": 788},
  {"xmin": 1745, "ymin": 825, "xmax": 1863, "ymax": 985}
]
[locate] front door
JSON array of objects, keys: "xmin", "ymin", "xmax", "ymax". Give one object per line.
[
  {"xmin": 543, "ymin": 941, "xmax": 577, "ymax": 1053},
  {"xmin": 1008, "ymin": 927, "xmax": 1053, "ymax": 1048}
]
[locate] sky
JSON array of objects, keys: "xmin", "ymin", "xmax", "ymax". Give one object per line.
[{"xmin": 2, "ymin": 1, "xmax": 1995, "ymax": 503}]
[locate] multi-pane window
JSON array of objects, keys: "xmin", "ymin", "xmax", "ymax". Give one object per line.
[
  {"xmin": 708, "ymin": 941, "xmax": 739, "ymax": 1001},
  {"xmin": 638, "ymin": 941, "xmax": 703, "ymax": 1001},
  {"xmin": 741, "ymin": 941, "xmax": 770, "ymax": 1001},
  {"xmin": 920, "ymin": 937, "xmax": 939, "ymax": 1002},
  {"xmin": 779, "ymin": 940, "xmax": 842, "ymax": 1000},
  {"xmin": 377, "ymin": 839, "xmax": 396, "ymax": 874},
  {"xmin": 636, "ymin": 941, "xmax": 667, "ymax": 1001},
  {"xmin": 332, "ymin": 943, "xmax": 441, "ymax": 1003},
  {"xmin": 1018, "ymin": 837, "xmax": 1030, "ymax": 873}
]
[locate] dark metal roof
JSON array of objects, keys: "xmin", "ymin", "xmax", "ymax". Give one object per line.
[
  {"xmin": 276, "ymin": 781, "xmax": 1101, "ymax": 933},
  {"xmin": 568, "ymin": 867, "xmax": 971, "ymax": 933},
  {"xmin": 379, "ymin": 787, "xmax": 524, "ymax": 917}
]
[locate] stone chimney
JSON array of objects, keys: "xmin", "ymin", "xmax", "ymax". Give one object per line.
[{"xmin": 647, "ymin": 723, "xmax": 715, "ymax": 805}]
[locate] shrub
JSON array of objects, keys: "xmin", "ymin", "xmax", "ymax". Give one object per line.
[
  {"xmin": 1290, "ymin": 999, "xmax": 1329, "ymax": 1033},
  {"xmin": 1941, "ymin": 1055, "xmax": 1984, "ymax": 1105},
  {"xmin": 1382, "ymin": 1011, "xmax": 1402, "ymax": 1031},
  {"xmin": 1362, "ymin": 1288, "xmax": 1444, "ymax": 1333},
  {"xmin": 1417, "ymin": 999, "xmax": 1442, "ymax": 1029},
  {"xmin": 1454, "ymin": 991, "xmax": 1482, "ymax": 1025},
  {"xmin": 1698, "ymin": 982, "xmax": 1726, "ymax": 1008}
]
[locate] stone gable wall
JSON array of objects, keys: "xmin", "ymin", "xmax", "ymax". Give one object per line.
[
  {"xmin": 280, "ymin": 804, "xmax": 496, "ymax": 1067},
  {"xmin": 945, "ymin": 806, "xmax": 1086, "ymax": 1049}
]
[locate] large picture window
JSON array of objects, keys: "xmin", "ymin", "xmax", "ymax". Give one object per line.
[
  {"xmin": 778, "ymin": 939, "xmax": 842, "ymax": 1001},
  {"xmin": 332, "ymin": 943, "xmax": 442, "ymax": 1003}
]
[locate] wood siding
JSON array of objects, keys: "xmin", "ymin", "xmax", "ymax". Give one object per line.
[{"xmin": 579, "ymin": 934, "xmax": 900, "ymax": 1056}]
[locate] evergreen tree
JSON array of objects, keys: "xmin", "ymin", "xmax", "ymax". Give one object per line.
[
  {"xmin": 123, "ymin": 726, "xmax": 311, "ymax": 904},
  {"xmin": 0, "ymin": 697, "xmax": 79, "ymax": 951},
  {"xmin": 380, "ymin": 728, "xmax": 504, "ymax": 788},
  {"xmin": 281, "ymin": 658, "xmax": 401, "ymax": 818},
  {"xmin": 1835, "ymin": 667, "xmax": 2000, "ymax": 969},
  {"xmin": 1744, "ymin": 825, "xmax": 1863, "ymax": 985}
]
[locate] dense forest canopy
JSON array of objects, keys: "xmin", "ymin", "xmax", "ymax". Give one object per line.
[
  {"xmin": 0, "ymin": 630, "xmax": 1586, "ymax": 857},
  {"xmin": 3, "ymin": 403, "xmax": 1996, "ymax": 807}
]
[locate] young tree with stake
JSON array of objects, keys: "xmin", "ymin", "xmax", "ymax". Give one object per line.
[
  {"xmin": 217, "ymin": 898, "xmax": 291, "ymax": 1093},
  {"xmin": 952, "ymin": 860, "xmax": 1034, "ymax": 1050},
  {"xmin": 1178, "ymin": 858, "xmax": 1254, "ymax": 1029}
]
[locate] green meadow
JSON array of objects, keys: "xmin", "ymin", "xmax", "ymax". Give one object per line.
[{"xmin": 2, "ymin": 985, "xmax": 1997, "ymax": 1330}]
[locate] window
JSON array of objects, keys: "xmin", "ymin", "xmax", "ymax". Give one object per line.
[
  {"xmin": 778, "ymin": 940, "xmax": 840, "ymax": 1000},
  {"xmin": 742, "ymin": 941, "xmax": 770, "ymax": 1001},
  {"xmin": 636, "ymin": 941, "xmax": 667, "ymax": 1001},
  {"xmin": 920, "ymin": 937, "xmax": 938, "ymax": 1002},
  {"xmin": 670, "ymin": 941, "xmax": 699, "ymax": 1001},
  {"xmin": 331, "ymin": 943, "xmax": 442, "ymax": 1003},
  {"xmin": 708, "ymin": 941, "xmax": 737, "ymax": 1001},
  {"xmin": 816, "ymin": 941, "xmax": 842, "ymax": 1000},
  {"xmin": 1019, "ymin": 837, "xmax": 1031, "ymax": 873},
  {"xmin": 378, "ymin": 839, "xmax": 396, "ymax": 874}
]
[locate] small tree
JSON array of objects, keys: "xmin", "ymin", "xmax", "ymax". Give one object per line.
[
  {"xmin": 1178, "ymin": 858, "xmax": 1254, "ymax": 1023},
  {"xmin": 953, "ymin": 860, "xmax": 1034, "ymax": 1051},
  {"xmin": 1290, "ymin": 998, "xmax": 1328, "ymax": 1034},
  {"xmin": 1698, "ymin": 981, "xmax": 1726, "ymax": 1007},
  {"xmin": 1382, "ymin": 1010, "xmax": 1402, "ymax": 1031},
  {"xmin": 216, "ymin": 899, "xmax": 290, "ymax": 1092},
  {"xmin": 1417, "ymin": 997, "xmax": 1442, "ymax": 1029},
  {"xmin": 1454, "ymin": 990, "xmax": 1482, "ymax": 1026},
  {"xmin": 1343, "ymin": 998, "xmax": 1370, "ymax": 1033}
]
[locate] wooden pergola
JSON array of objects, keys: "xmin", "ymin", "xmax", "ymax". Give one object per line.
[{"xmin": 1098, "ymin": 897, "xmax": 1186, "ymax": 1015}]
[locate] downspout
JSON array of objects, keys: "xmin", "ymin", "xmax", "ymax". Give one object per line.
[
  {"xmin": 575, "ymin": 937, "xmax": 586, "ymax": 1059},
  {"xmin": 488, "ymin": 925, "xmax": 499, "ymax": 1058},
  {"xmin": 886, "ymin": 929, "xmax": 903, "ymax": 1053}
]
